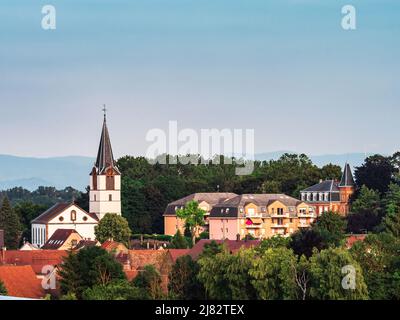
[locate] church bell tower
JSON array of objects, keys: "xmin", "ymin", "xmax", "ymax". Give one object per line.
[{"xmin": 89, "ymin": 109, "xmax": 121, "ymax": 220}]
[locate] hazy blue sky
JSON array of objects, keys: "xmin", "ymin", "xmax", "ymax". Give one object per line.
[{"xmin": 0, "ymin": 0, "xmax": 399, "ymax": 158}]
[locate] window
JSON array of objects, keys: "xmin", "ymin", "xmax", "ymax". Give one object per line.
[
  {"xmin": 109, "ymin": 194, "xmax": 112, "ymax": 201},
  {"xmin": 70, "ymin": 210, "xmax": 77, "ymax": 221},
  {"xmin": 94, "ymin": 195, "xmax": 96, "ymax": 201},
  {"xmin": 106, "ymin": 175, "xmax": 115, "ymax": 190},
  {"xmin": 59, "ymin": 216, "xmax": 64, "ymax": 222},
  {"xmin": 83, "ymin": 216, "xmax": 88, "ymax": 222},
  {"xmin": 277, "ymin": 208, "xmax": 283, "ymax": 215}
]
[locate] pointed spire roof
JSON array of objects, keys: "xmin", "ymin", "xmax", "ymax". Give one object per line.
[
  {"xmin": 339, "ymin": 163, "xmax": 355, "ymax": 187},
  {"xmin": 94, "ymin": 114, "xmax": 120, "ymax": 175}
]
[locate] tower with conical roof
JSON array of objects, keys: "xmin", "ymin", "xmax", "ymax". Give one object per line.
[
  {"xmin": 338, "ymin": 163, "xmax": 355, "ymax": 215},
  {"xmin": 89, "ymin": 110, "xmax": 121, "ymax": 220}
]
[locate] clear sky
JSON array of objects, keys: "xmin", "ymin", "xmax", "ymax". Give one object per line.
[{"xmin": 0, "ymin": 0, "xmax": 399, "ymax": 158}]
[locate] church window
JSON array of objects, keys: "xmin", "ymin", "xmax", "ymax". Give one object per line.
[
  {"xmin": 94, "ymin": 195, "xmax": 96, "ymax": 201},
  {"xmin": 83, "ymin": 216, "xmax": 88, "ymax": 222},
  {"xmin": 71, "ymin": 210, "xmax": 77, "ymax": 221},
  {"xmin": 59, "ymin": 216, "xmax": 64, "ymax": 222},
  {"xmin": 109, "ymin": 194, "xmax": 112, "ymax": 201}
]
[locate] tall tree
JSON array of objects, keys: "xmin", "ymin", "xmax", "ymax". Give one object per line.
[
  {"xmin": 83, "ymin": 279, "xmax": 145, "ymax": 300},
  {"xmin": 176, "ymin": 200, "xmax": 206, "ymax": 245},
  {"xmin": 132, "ymin": 265, "xmax": 164, "ymax": 300},
  {"xmin": 168, "ymin": 255, "xmax": 205, "ymax": 300},
  {"xmin": 249, "ymin": 247, "xmax": 298, "ymax": 300},
  {"xmin": 0, "ymin": 197, "xmax": 22, "ymax": 249},
  {"xmin": 354, "ymin": 155, "xmax": 394, "ymax": 194},
  {"xmin": 59, "ymin": 247, "xmax": 126, "ymax": 299},
  {"xmin": 309, "ymin": 248, "xmax": 368, "ymax": 300},
  {"xmin": 94, "ymin": 213, "xmax": 131, "ymax": 245},
  {"xmin": 312, "ymin": 211, "xmax": 347, "ymax": 248}
]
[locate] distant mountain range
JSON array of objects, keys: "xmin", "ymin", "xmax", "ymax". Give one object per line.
[
  {"xmin": 0, "ymin": 152, "xmax": 377, "ymax": 191},
  {"xmin": 0, "ymin": 155, "xmax": 95, "ymax": 191}
]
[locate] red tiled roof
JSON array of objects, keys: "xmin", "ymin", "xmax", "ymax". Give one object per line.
[
  {"xmin": 168, "ymin": 249, "xmax": 191, "ymax": 262},
  {"xmin": 41, "ymin": 229, "xmax": 82, "ymax": 250},
  {"xmin": 0, "ymin": 265, "xmax": 45, "ymax": 299},
  {"xmin": 346, "ymin": 234, "xmax": 367, "ymax": 248},
  {"xmin": 189, "ymin": 239, "xmax": 261, "ymax": 260},
  {"xmin": 101, "ymin": 241, "xmax": 128, "ymax": 252},
  {"xmin": 1, "ymin": 250, "xmax": 67, "ymax": 274}
]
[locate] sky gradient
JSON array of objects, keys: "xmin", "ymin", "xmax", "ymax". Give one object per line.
[{"xmin": 0, "ymin": 0, "xmax": 399, "ymax": 158}]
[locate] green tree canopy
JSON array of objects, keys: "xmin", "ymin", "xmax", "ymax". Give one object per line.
[
  {"xmin": 59, "ymin": 246, "xmax": 126, "ymax": 299},
  {"xmin": 0, "ymin": 197, "xmax": 22, "ymax": 249},
  {"xmin": 309, "ymin": 248, "xmax": 368, "ymax": 300},
  {"xmin": 94, "ymin": 213, "xmax": 132, "ymax": 245},
  {"xmin": 169, "ymin": 230, "xmax": 189, "ymax": 249},
  {"xmin": 176, "ymin": 200, "xmax": 206, "ymax": 245},
  {"xmin": 168, "ymin": 255, "xmax": 205, "ymax": 300},
  {"xmin": 132, "ymin": 265, "xmax": 164, "ymax": 300},
  {"xmin": 83, "ymin": 279, "xmax": 146, "ymax": 300}
]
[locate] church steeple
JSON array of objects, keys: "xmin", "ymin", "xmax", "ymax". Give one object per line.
[
  {"xmin": 93, "ymin": 108, "xmax": 120, "ymax": 175},
  {"xmin": 89, "ymin": 109, "xmax": 122, "ymax": 220}
]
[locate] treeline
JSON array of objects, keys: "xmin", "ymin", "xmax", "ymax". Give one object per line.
[{"xmin": 117, "ymin": 154, "xmax": 342, "ymax": 234}]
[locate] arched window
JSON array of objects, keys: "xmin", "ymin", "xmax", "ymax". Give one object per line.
[
  {"xmin": 92, "ymin": 168, "xmax": 97, "ymax": 190},
  {"xmin": 106, "ymin": 168, "xmax": 115, "ymax": 190}
]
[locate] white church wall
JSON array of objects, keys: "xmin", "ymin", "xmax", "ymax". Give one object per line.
[{"xmin": 47, "ymin": 223, "xmax": 96, "ymax": 242}]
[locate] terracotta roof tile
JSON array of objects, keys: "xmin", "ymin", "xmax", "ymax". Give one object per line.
[{"xmin": 0, "ymin": 265, "xmax": 45, "ymax": 299}]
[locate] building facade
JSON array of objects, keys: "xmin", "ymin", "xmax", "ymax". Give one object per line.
[
  {"xmin": 163, "ymin": 193, "xmax": 237, "ymax": 236},
  {"xmin": 208, "ymin": 194, "xmax": 316, "ymax": 240},
  {"xmin": 31, "ymin": 114, "xmax": 121, "ymax": 248},
  {"xmin": 300, "ymin": 163, "xmax": 355, "ymax": 216}
]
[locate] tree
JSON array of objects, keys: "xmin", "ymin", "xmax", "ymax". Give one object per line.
[
  {"xmin": 249, "ymin": 247, "xmax": 298, "ymax": 300},
  {"xmin": 169, "ymin": 230, "xmax": 189, "ymax": 249},
  {"xmin": 168, "ymin": 255, "xmax": 205, "ymax": 300},
  {"xmin": 132, "ymin": 265, "xmax": 164, "ymax": 299},
  {"xmin": 14, "ymin": 201, "xmax": 47, "ymax": 243},
  {"xmin": 290, "ymin": 228, "xmax": 324, "ymax": 258},
  {"xmin": 176, "ymin": 200, "xmax": 206, "ymax": 245},
  {"xmin": 350, "ymin": 233, "xmax": 400, "ymax": 299},
  {"xmin": 309, "ymin": 248, "xmax": 368, "ymax": 300},
  {"xmin": 94, "ymin": 213, "xmax": 131, "ymax": 245},
  {"xmin": 197, "ymin": 248, "xmax": 256, "ymax": 300},
  {"xmin": 198, "ymin": 240, "xmax": 223, "ymax": 259},
  {"xmin": 256, "ymin": 235, "xmax": 291, "ymax": 254},
  {"xmin": 59, "ymin": 247, "xmax": 126, "ymax": 299},
  {"xmin": 312, "ymin": 211, "xmax": 347, "ymax": 248},
  {"xmin": 354, "ymin": 155, "xmax": 394, "ymax": 194},
  {"xmin": 83, "ymin": 280, "xmax": 146, "ymax": 300},
  {"xmin": 0, "ymin": 197, "xmax": 22, "ymax": 249},
  {"xmin": 0, "ymin": 280, "xmax": 7, "ymax": 296},
  {"xmin": 347, "ymin": 185, "xmax": 382, "ymax": 233}
]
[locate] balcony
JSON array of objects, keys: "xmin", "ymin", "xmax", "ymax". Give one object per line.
[
  {"xmin": 270, "ymin": 212, "xmax": 290, "ymax": 218},
  {"xmin": 298, "ymin": 212, "xmax": 315, "ymax": 218},
  {"xmin": 298, "ymin": 223, "xmax": 311, "ymax": 228},
  {"xmin": 271, "ymin": 223, "xmax": 289, "ymax": 228},
  {"xmin": 245, "ymin": 212, "xmax": 263, "ymax": 218}
]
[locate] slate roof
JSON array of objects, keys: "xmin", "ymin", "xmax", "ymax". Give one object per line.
[
  {"xmin": 164, "ymin": 192, "xmax": 237, "ymax": 215},
  {"xmin": 41, "ymin": 229, "xmax": 82, "ymax": 250},
  {"xmin": 340, "ymin": 163, "xmax": 355, "ymax": 187},
  {"xmin": 74, "ymin": 240, "xmax": 99, "ymax": 250},
  {"xmin": 93, "ymin": 115, "xmax": 120, "ymax": 175},
  {"xmin": 31, "ymin": 202, "xmax": 99, "ymax": 224},
  {"xmin": 0, "ymin": 265, "xmax": 45, "ymax": 299},
  {"xmin": 301, "ymin": 180, "xmax": 340, "ymax": 193}
]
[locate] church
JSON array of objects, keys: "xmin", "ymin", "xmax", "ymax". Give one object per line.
[{"xmin": 31, "ymin": 113, "xmax": 121, "ymax": 248}]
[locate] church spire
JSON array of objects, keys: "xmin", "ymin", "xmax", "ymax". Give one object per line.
[
  {"xmin": 339, "ymin": 163, "xmax": 355, "ymax": 187},
  {"xmin": 94, "ymin": 108, "xmax": 120, "ymax": 175}
]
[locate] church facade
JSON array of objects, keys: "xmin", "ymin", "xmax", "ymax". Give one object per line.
[{"xmin": 31, "ymin": 114, "xmax": 121, "ymax": 248}]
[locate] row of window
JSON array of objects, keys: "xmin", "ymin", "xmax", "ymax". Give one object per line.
[
  {"xmin": 93, "ymin": 194, "xmax": 114, "ymax": 201},
  {"xmin": 301, "ymin": 192, "xmax": 330, "ymax": 202}
]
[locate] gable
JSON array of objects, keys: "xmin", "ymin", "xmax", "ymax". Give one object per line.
[{"xmin": 48, "ymin": 204, "xmax": 98, "ymax": 224}]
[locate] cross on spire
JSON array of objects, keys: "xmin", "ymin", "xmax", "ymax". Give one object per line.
[{"xmin": 102, "ymin": 104, "xmax": 107, "ymax": 120}]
